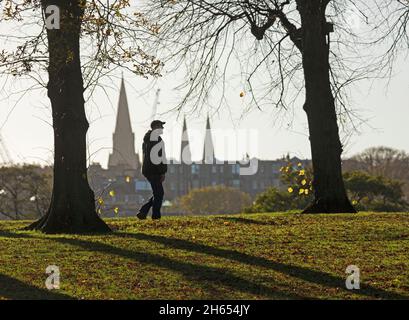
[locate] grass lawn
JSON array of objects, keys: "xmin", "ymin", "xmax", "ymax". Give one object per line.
[{"xmin": 0, "ymin": 212, "xmax": 408, "ymax": 300}]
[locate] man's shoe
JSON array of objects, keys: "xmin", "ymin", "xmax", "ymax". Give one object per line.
[
  {"xmin": 137, "ymin": 212, "xmax": 147, "ymax": 220},
  {"xmin": 152, "ymin": 216, "xmax": 161, "ymax": 220}
]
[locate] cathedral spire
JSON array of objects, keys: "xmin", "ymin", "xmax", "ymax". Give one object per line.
[
  {"xmin": 108, "ymin": 77, "xmax": 138, "ymax": 169},
  {"xmin": 181, "ymin": 116, "xmax": 192, "ymax": 164},
  {"xmin": 202, "ymin": 114, "xmax": 215, "ymax": 164}
]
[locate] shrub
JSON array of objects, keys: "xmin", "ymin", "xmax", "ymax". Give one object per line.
[
  {"xmin": 245, "ymin": 161, "xmax": 313, "ymax": 213},
  {"xmin": 245, "ymin": 162, "xmax": 408, "ymax": 213},
  {"xmin": 172, "ymin": 185, "xmax": 252, "ymax": 215}
]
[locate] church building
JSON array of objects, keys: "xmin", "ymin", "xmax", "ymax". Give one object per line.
[{"xmin": 88, "ymin": 78, "xmax": 306, "ymax": 216}]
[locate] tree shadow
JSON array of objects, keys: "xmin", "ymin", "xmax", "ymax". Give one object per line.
[
  {"xmin": 0, "ymin": 231, "xmax": 73, "ymax": 300},
  {"xmin": 0, "ymin": 273, "xmax": 73, "ymax": 300},
  {"xmin": 50, "ymin": 237, "xmax": 308, "ymax": 299},
  {"xmin": 115, "ymin": 232, "xmax": 409, "ymax": 300},
  {"xmin": 0, "ymin": 230, "xmax": 308, "ymax": 299},
  {"xmin": 2, "ymin": 229, "xmax": 407, "ymax": 300}
]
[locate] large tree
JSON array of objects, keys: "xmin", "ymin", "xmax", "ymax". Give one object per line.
[
  {"xmin": 0, "ymin": 0, "xmax": 162, "ymax": 233},
  {"xmin": 28, "ymin": 0, "xmax": 111, "ymax": 233},
  {"xmin": 295, "ymin": 0, "xmax": 355, "ymax": 212},
  {"xmin": 143, "ymin": 0, "xmax": 371, "ymax": 212}
]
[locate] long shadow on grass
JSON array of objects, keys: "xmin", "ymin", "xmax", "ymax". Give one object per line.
[
  {"xmin": 0, "ymin": 230, "xmax": 308, "ymax": 299},
  {"xmin": 0, "ymin": 273, "xmax": 73, "ymax": 300},
  {"xmin": 115, "ymin": 232, "xmax": 409, "ymax": 300}
]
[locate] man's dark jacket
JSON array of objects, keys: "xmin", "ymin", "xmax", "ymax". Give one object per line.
[{"xmin": 142, "ymin": 130, "xmax": 167, "ymax": 177}]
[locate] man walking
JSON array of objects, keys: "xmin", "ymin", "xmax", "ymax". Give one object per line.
[{"xmin": 137, "ymin": 120, "xmax": 167, "ymax": 220}]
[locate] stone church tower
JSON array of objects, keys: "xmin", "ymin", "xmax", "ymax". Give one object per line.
[
  {"xmin": 202, "ymin": 114, "xmax": 216, "ymax": 164},
  {"xmin": 108, "ymin": 77, "xmax": 139, "ymax": 170},
  {"xmin": 180, "ymin": 116, "xmax": 192, "ymax": 165}
]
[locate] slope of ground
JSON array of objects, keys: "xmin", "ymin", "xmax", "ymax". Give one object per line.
[{"xmin": 0, "ymin": 212, "xmax": 408, "ymax": 300}]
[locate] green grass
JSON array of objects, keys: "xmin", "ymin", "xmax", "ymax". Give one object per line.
[{"xmin": 0, "ymin": 212, "xmax": 408, "ymax": 300}]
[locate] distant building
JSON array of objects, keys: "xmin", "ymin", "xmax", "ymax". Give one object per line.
[
  {"xmin": 108, "ymin": 77, "xmax": 140, "ymax": 171},
  {"xmin": 88, "ymin": 78, "xmax": 308, "ymax": 216}
]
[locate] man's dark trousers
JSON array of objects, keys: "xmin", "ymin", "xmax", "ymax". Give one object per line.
[{"xmin": 139, "ymin": 175, "xmax": 164, "ymax": 219}]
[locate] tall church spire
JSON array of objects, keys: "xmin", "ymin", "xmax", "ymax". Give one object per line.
[
  {"xmin": 181, "ymin": 116, "xmax": 192, "ymax": 164},
  {"xmin": 202, "ymin": 114, "xmax": 215, "ymax": 164},
  {"xmin": 108, "ymin": 77, "xmax": 138, "ymax": 169}
]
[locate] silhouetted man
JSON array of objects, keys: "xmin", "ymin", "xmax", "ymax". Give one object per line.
[{"xmin": 137, "ymin": 120, "xmax": 167, "ymax": 220}]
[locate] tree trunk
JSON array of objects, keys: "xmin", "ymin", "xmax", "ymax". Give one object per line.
[
  {"xmin": 26, "ymin": 0, "xmax": 111, "ymax": 233},
  {"xmin": 297, "ymin": 0, "xmax": 356, "ymax": 213}
]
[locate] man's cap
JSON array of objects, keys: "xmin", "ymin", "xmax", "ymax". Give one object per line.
[{"xmin": 151, "ymin": 120, "xmax": 166, "ymax": 129}]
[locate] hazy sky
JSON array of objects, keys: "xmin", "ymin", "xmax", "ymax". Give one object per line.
[
  {"xmin": 0, "ymin": 57, "xmax": 407, "ymax": 168},
  {"xmin": 0, "ymin": 3, "xmax": 408, "ymax": 168}
]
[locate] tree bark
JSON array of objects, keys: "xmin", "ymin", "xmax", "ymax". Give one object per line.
[
  {"xmin": 296, "ymin": 0, "xmax": 356, "ymax": 213},
  {"xmin": 26, "ymin": 0, "xmax": 111, "ymax": 233}
]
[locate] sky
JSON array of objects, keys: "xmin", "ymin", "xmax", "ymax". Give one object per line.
[
  {"xmin": 0, "ymin": 58, "xmax": 407, "ymax": 169},
  {"xmin": 0, "ymin": 3, "xmax": 408, "ymax": 168}
]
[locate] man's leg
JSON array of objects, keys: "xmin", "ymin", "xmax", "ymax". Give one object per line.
[
  {"xmin": 138, "ymin": 196, "xmax": 153, "ymax": 219},
  {"xmin": 150, "ymin": 176, "xmax": 164, "ymax": 219}
]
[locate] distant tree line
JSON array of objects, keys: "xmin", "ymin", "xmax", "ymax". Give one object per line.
[
  {"xmin": 343, "ymin": 147, "xmax": 409, "ymax": 200},
  {"xmin": 1, "ymin": 146, "xmax": 408, "ymax": 219},
  {"xmin": 0, "ymin": 165, "xmax": 52, "ymax": 220}
]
